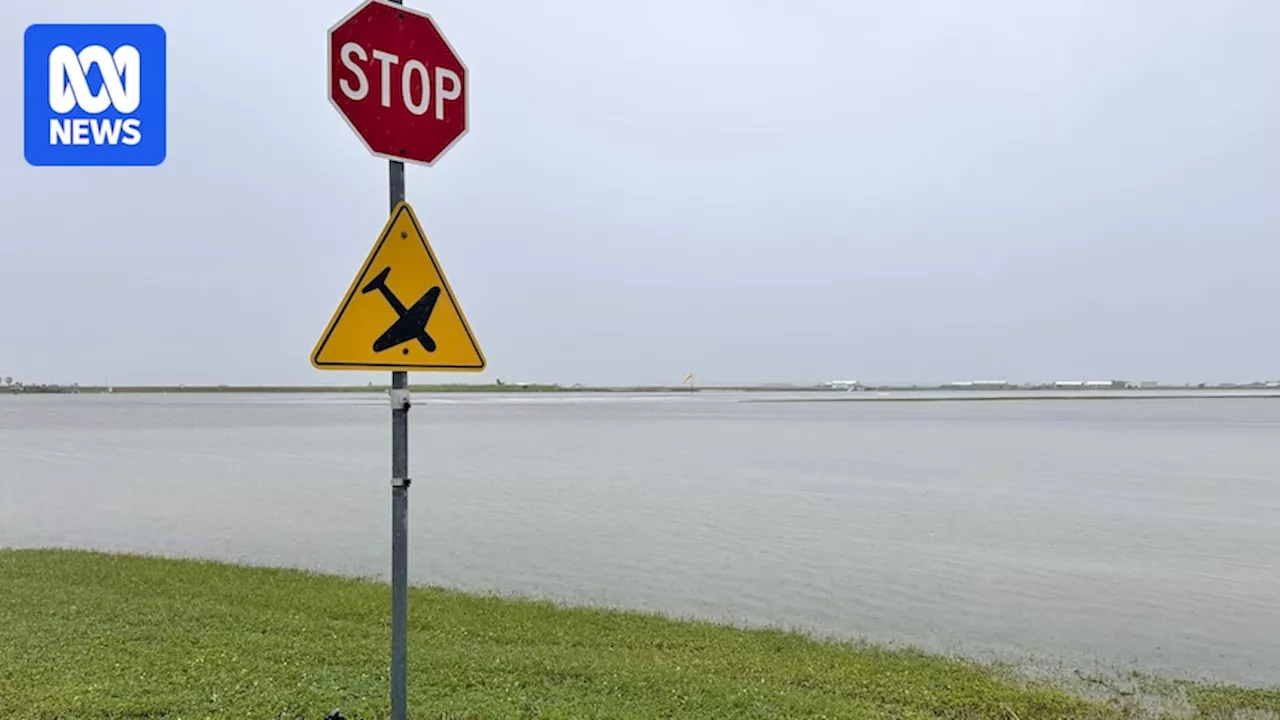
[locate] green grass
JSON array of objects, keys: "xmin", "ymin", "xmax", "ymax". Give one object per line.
[{"xmin": 0, "ymin": 550, "xmax": 1274, "ymax": 720}]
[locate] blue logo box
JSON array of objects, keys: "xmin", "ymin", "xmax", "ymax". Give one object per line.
[{"xmin": 24, "ymin": 23, "xmax": 167, "ymax": 166}]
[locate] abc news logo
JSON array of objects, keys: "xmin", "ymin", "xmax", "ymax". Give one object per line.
[
  {"xmin": 48, "ymin": 44, "xmax": 143, "ymax": 146},
  {"xmin": 23, "ymin": 23, "xmax": 167, "ymax": 167}
]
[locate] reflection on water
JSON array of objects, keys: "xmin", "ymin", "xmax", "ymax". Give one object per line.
[{"xmin": 2, "ymin": 391, "xmax": 1278, "ymax": 685}]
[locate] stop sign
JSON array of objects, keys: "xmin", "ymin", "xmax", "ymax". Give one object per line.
[{"xmin": 328, "ymin": 0, "xmax": 468, "ymax": 166}]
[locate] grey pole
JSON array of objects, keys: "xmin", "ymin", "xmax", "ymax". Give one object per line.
[
  {"xmin": 387, "ymin": 5, "xmax": 410, "ymax": 715},
  {"xmin": 388, "ymin": 153, "xmax": 410, "ymax": 718}
]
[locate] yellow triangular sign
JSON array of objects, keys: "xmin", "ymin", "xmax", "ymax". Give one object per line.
[{"xmin": 311, "ymin": 201, "xmax": 485, "ymax": 372}]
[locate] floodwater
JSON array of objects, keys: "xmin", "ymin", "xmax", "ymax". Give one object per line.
[{"xmin": 2, "ymin": 391, "xmax": 1278, "ymax": 686}]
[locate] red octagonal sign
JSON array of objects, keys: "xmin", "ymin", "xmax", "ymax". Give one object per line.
[{"xmin": 328, "ymin": 0, "xmax": 468, "ymax": 166}]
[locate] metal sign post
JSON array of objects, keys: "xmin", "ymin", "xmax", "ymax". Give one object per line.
[{"xmin": 388, "ymin": 156, "xmax": 409, "ymax": 720}]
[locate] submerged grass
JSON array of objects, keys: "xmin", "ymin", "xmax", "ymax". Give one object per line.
[{"xmin": 0, "ymin": 549, "xmax": 1274, "ymax": 719}]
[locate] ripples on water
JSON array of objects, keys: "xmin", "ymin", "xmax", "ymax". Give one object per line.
[{"xmin": 1, "ymin": 391, "xmax": 1278, "ymax": 685}]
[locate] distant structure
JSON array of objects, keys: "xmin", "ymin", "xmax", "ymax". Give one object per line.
[
  {"xmin": 1053, "ymin": 380, "xmax": 1128, "ymax": 390},
  {"xmin": 944, "ymin": 380, "xmax": 1011, "ymax": 390},
  {"xmin": 822, "ymin": 380, "xmax": 864, "ymax": 391}
]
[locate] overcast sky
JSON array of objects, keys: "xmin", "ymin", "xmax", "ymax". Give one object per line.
[{"xmin": 2, "ymin": 0, "xmax": 1277, "ymax": 387}]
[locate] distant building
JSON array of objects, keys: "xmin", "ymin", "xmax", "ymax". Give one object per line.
[
  {"xmin": 945, "ymin": 380, "xmax": 1010, "ymax": 390},
  {"xmin": 1054, "ymin": 380, "xmax": 1127, "ymax": 390}
]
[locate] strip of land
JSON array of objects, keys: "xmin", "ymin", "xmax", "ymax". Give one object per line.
[
  {"xmin": 741, "ymin": 391, "xmax": 1280, "ymax": 404},
  {"xmin": 1, "ymin": 549, "xmax": 1276, "ymax": 719},
  {"xmin": 7, "ymin": 383, "xmax": 1280, "ymax": 401}
]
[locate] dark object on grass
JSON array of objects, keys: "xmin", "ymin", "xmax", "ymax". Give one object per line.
[{"xmin": 324, "ymin": 710, "xmax": 346, "ymax": 720}]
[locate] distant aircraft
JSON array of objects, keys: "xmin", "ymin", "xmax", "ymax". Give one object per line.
[{"xmin": 360, "ymin": 266, "xmax": 440, "ymax": 353}]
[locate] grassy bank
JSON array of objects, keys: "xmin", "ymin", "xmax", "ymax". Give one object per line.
[{"xmin": 0, "ymin": 550, "xmax": 1274, "ymax": 719}]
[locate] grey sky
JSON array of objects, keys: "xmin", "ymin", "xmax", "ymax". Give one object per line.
[{"xmin": 2, "ymin": 0, "xmax": 1277, "ymax": 387}]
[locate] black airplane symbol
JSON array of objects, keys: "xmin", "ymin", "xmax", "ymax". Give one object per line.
[{"xmin": 360, "ymin": 266, "xmax": 440, "ymax": 353}]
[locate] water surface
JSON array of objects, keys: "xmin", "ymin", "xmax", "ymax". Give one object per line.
[{"xmin": 2, "ymin": 391, "xmax": 1278, "ymax": 685}]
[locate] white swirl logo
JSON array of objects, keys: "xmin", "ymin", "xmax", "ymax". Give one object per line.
[{"xmin": 47, "ymin": 44, "xmax": 140, "ymax": 114}]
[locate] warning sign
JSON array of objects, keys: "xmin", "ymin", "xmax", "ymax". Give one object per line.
[{"xmin": 311, "ymin": 201, "xmax": 485, "ymax": 371}]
